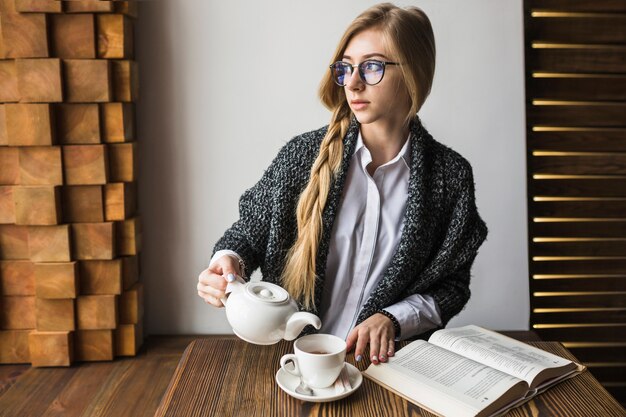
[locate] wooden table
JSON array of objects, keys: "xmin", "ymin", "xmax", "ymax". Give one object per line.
[{"xmin": 155, "ymin": 338, "xmax": 625, "ymax": 417}]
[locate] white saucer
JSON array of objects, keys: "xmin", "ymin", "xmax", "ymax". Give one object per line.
[{"xmin": 275, "ymin": 362, "xmax": 362, "ymax": 403}]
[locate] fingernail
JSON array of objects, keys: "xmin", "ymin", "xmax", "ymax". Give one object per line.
[
  {"xmin": 380, "ymin": 354, "xmax": 386, "ymax": 361},
  {"xmin": 388, "ymin": 351, "xmax": 394, "ymax": 357},
  {"xmin": 372, "ymin": 355, "xmax": 378, "ymax": 362},
  {"xmin": 356, "ymin": 355, "xmax": 362, "ymax": 362},
  {"xmin": 226, "ymin": 273, "xmax": 235, "ymax": 282}
]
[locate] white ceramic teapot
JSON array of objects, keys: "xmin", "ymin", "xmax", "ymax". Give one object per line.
[{"xmin": 221, "ymin": 278, "xmax": 322, "ymax": 345}]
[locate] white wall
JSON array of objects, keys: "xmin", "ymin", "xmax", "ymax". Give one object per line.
[{"xmin": 136, "ymin": 0, "xmax": 529, "ymax": 335}]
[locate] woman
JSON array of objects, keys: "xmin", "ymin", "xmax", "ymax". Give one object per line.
[{"xmin": 197, "ymin": 3, "xmax": 487, "ymax": 365}]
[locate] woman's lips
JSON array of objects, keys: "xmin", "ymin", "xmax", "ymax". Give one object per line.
[{"xmin": 351, "ymin": 100, "xmax": 369, "ymax": 110}]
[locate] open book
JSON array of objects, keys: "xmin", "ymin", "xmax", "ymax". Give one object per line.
[{"xmin": 362, "ymin": 325, "xmax": 585, "ymax": 417}]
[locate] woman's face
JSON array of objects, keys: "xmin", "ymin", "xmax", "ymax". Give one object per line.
[{"xmin": 341, "ymin": 29, "xmax": 412, "ymax": 128}]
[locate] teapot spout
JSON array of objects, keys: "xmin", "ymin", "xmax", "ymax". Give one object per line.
[{"xmin": 284, "ymin": 312, "xmax": 322, "ymax": 340}]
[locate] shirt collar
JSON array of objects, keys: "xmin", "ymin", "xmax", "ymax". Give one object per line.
[{"xmin": 354, "ymin": 129, "xmax": 411, "ymax": 170}]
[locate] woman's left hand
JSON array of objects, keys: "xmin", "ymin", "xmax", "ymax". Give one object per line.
[{"xmin": 346, "ymin": 313, "xmax": 396, "ymax": 365}]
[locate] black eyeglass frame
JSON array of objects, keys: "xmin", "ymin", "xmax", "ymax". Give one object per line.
[{"xmin": 329, "ymin": 59, "xmax": 401, "ymax": 86}]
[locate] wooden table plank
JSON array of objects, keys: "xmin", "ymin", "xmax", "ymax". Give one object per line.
[
  {"xmin": 155, "ymin": 339, "xmax": 626, "ymax": 417},
  {"xmin": 0, "ymin": 336, "xmax": 194, "ymax": 417}
]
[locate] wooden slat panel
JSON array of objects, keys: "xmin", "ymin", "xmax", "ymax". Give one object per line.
[
  {"xmin": 528, "ymin": 102, "xmax": 626, "ymax": 126},
  {"xmin": 533, "ymin": 325, "xmax": 626, "ymax": 341},
  {"xmin": 531, "ymin": 259, "xmax": 626, "ymax": 274},
  {"xmin": 532, "ymin": 240, "xmax": 626, "ymax": 256},
  {"xmin": 532, "ymin": 294, "xmax": 626, "ymax": 309},
  {"xmin": 528, "ymin": 16, "xmax": 626, "ymax": 44},
  {"xmin": 529, "ymin": 75, "xmax": 626, "ymax": 101},
  {"xmin": 531, "ymin": 220, "xmax": 626, "ymax": 237},
  {"xmin": 533, "ymin": 309, "xmax": 626, "ymax": 323},
  {"xmin": 525, "ymin": 1, "xmax": 626, "ymax": 405},
  {"xmin": 566, "ymin": 345, "xmax": 626, "ymax": 363},
  {"xmin": 532, "ymin": 178, "xmax": 626, "ymax": 197},
  {"xmin": 529, "ymin": 129, "xmax": 626, "ymax": 152},
  {"xmin": 532, "ymin": 154, "xmax": 626, "ymax": 174},
  {"xmin": 532, "ymin": 277, "xmax": 626, "ymax": 291},
  {"xmin": 532, "ymin": 200, "xmax": 626, "ymax": 217},
  {"xmin": 529, "ymin": 47, "xmax": 626, "ymax": 73},
  {"xmin": 526, "ymin": 0, "xmax": 626, "ymax": 11},
  {"xmin": 586, "ymin": 365, "xmax": 626, "ymax": 383}
]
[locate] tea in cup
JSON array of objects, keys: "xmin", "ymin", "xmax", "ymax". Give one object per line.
[{"xmin": 279, "ymin": 334, "xmax": 346, "ymax": 389}]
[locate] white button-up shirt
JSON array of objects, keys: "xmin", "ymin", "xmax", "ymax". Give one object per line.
[
  {"xmin": 318, "ymin": 130, "xmax": 441, "ymax": 340},
  {"xmin": 211, "ymin": 129, "xmax": 442, "ymax": 340}
]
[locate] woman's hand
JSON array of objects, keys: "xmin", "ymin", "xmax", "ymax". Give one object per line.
[
  {"xmin": 346, "ymin": 313, "xmax": 396, "ymax": 365},
  {"xmin": 197, "ymin": 255, "xmax": 241, "ymax": 307}
]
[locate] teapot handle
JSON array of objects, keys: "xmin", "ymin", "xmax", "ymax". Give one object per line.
[{"xmin": 220, "ymin": 275, "xmax": 245, "ymax": 306}]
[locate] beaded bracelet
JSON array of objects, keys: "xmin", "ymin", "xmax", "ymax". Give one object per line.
[{"xmin": 377, "ymin": 309, "xmax": 401, "ymax": 339}]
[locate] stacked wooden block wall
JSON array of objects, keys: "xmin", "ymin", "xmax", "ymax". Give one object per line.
[{"xmin": 0, "ymin": 0, "xmax": 143, "ymax": 367}]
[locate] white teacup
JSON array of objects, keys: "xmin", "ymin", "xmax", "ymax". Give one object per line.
[{"xmin": 280, "ymin": 334, "xmax": 347, "ymax": 389}]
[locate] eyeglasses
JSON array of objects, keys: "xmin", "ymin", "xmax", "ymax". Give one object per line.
[{"xmin": 329, "ymin": 59, "xmax": 400, "ymax": 86}]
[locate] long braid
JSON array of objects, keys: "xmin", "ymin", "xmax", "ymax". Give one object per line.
[{"xmin": 281, "ymin": 105, "xmax": 351, "ymax": 310}]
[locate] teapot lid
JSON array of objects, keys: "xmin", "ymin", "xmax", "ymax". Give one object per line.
[{"xmin": 245, "ymin": 282, "xmax": 290, "ymax": 304}]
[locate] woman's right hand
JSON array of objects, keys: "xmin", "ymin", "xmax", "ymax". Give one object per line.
[{"xmin": 197, "ymin": 255, "xmax": 241, "ymax": 307}]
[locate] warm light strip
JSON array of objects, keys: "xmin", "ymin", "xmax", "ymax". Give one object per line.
[
  {"xmin": 534, "ymin": 196, "xmax": 626, "ymax": 201},
  {"xmin": 533, "ymin": 291, "xmax": 626, "ymax": 296},
  {"xmin": 534, "ymin": 307, "xmax": 626, "ymax": 313},
  {"xmin": 533, "ymin": 150, "xmax": 626, "ymax": 156},
  {"xmin": 531, "ymin": 11, "xmax": 625, "ymax": 18},
  {"xmin": 533, "ymin": 217, "xmax": 626, "ymax": 222},
  {"xmin": 533, "ymin": 100, "xmax": 624, "ymax": 106},
  {"xmin": 533, "ymin": 323, "xmax": 626, "ymax": 328},
  {"xmin": 532, "ymin": 42, "xmax": 626, "ymax": 50},
  {"xmin": 532, "ymin": 126, "xmax": 626, "ymax": 132},
  {"xmin": 533, "ymin": 256, "xmax": 626, "ymax": 261},
  {"xmin": 533, "ymin": 174, "xmax": 626, "ymax": 179},
  {"xmin": 563, "ymin": 342, "xmax": 626, "ymax": 348},
  {"xmin": 533, "ymin": 237, "xmax": 626, "ymax": 242},
  {"xmin": 532, "ymin": 72, "xmax": 626, "ymax": 78},
  {"xmin": 533, "ymin": 274, "xmax": 626, "ymax": 279}
]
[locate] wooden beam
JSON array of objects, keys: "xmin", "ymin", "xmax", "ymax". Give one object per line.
[
  {"xmin": 49, "ymin": 13, "xmax": 95, "ymax": 59},
  {"xmin": 6, "ymin": 103, "xmax": 55, "ymax": 146},
  {"xmin": 28, "ymin": 225, "xmax": 71, "ymax": 262},
  {"xmin": 34, "ymin": 262, "xmax": 78, "ymax": 299},
  {"xmin": 97, "ymin": 14, "xmax": 133, "ymax": 59},
  {"xmin": 35, "ymin": 298, "xmax": 75, "ymax": 331},
  {"xmin": 56, "ymin": 103, "xmax": 101, "ymax": 145},
  {"xmin": 14, "ymin": 186, "xmax": 62, "ymax": 225},
  {"xmin": 71, "ymin": 222, "xmax": 116, "ymax": 260},
  {"xmin": 62, "ymin": 185, "xmax": 105, "ymax": 223},
  {"xmin": 0, "ymin": 296, "xmax": 35, "ymax": 329},
  {"xmin": 0, "ymin": 225, "xmax": 29, "ymax": 260},
  {"xmin": 0, "ymin": 330, "xmax": 31, "ymax": 364},
  {"xmin": 79, "ymin": 259, "xmax": 122, "ymax": 295},
  {"xmin": 28, "ymin": 331, "xmax": 73, "ymax": 367},
  {"xmin": 63, "ymin": 59, "xmax": 112, "ymax": 103},
  {"xmin": 62, "ymin": 145, "xmax": 109, "ymax": 185},
  {"xmin": 101, "ymin": 102, "xmax": 133, "ymax": 142},
  {"xmin": 0, "ymin": 260, "xmax": 35, "ymax": 295},
  {"xmin": 0, "ymin": 147, "xmax": 19, "ymax": 185},
  {"xmin": 18, "ymin": 146, "xmax": 63, "ymax": 185},
  {"xmin": 0, "ymin": 186, "xmax": 16, "ymax": 224},
  {"xmin": 76, "ymin": 295, "xmax": 118, "ymax": 330},
  {"xmin": 74, "ymin": 329, "xmax": 114, "ymax": 361},
  {"xmin": 16, "ymin": 58, "xmax": 63, "ymax": 103}
]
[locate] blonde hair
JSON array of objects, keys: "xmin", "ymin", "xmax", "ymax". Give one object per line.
[{"xmin": 281, "ymin": 3, "xmax": 436, "ymax": 309}]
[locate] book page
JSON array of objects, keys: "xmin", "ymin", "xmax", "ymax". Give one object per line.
[
  {"xmin": 364, "ymin": 340, "xmax": 528, "ymax": 417},
  {"xmin": 429, "ymin": 325, "xmax": 576, "ymax": 388}
]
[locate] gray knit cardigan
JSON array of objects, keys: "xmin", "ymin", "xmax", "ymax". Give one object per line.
[{"xmin": 213, "ymin": 115, "xmax": 488, "ymax": 332}]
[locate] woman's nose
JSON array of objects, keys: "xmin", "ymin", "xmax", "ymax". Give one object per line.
[{"xmin": 346, "ymin": 68, "xmax": 364, "ymax": 90}]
